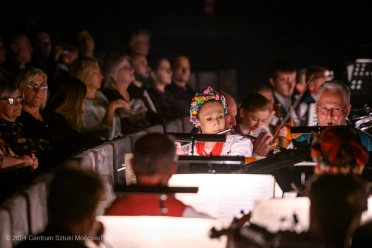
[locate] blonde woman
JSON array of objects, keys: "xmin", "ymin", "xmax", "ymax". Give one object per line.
[
  {"xmin": 42, "ymin": 77, "xmax": 87, "ymax": 164},
  {"xmin": 101, "ymin": 53, "xmax": 148, "ymax": 131},
  {"xmin": 70, "ymin": 57, "xmax": 127, "ymax": 140}
]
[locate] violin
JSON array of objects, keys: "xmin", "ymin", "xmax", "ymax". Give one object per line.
[
  {"xmin": 273, "ymin": 102, "xmax": 300, "ymax": 148},
  {"xmin": 209, "ymin": 211, "xmax": 276, "ymax": 248}
]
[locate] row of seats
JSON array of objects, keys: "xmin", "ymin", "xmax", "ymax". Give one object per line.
[{"xmin": 0, "ymin": 116, "xmax": 194, "ymax": 248}]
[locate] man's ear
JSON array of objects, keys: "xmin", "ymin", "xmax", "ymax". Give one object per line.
[
  {"xmin": 268, "ymin": 78, "xmax": 275, "ymax": 87},
  {"xmin": 169, "ymin": 162, "xmax": 178, "ymax": 176},
  {"xmin": 346, "ymin": 104, "xmax": 352, "ymax": 117},
  {"xmin": 10, "ymin": 44, "xmax": 18, "ymax": 53},
  {"xmin": 130, "ymin": 158, "xmax": 136, "ymax": 174}
]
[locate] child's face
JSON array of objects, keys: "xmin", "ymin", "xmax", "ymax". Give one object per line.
[{"xmin": 239, "ymin": 109, "xmax": 271, "ymax": 132}]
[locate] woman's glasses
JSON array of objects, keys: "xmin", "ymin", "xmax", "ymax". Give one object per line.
[
  {"xmin": 1, "ymin": 97, "xmax": 23, "ymax": 104},
  {"xmin": 27, "ymin": 83, "xmax": 48, "ymax": 91}
]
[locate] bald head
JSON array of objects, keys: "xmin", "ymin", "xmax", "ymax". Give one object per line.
[{"xmin": 220, "ymin": 90, "xmax": 237, "ymax": 129}]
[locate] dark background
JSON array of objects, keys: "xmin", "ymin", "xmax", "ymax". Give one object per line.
[{"xmin": 1, "ymin": 0, "xmax": 372, "ymax": 100}]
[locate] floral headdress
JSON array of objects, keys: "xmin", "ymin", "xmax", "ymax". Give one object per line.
[
  {"xmin": 310, "ymin": 126, "xmax": 368, "ymax": 175},
  {"xmin": 190, "ymin": 86, "xmax": 228, "ymax": 126}
]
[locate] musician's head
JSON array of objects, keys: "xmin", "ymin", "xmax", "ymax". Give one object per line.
[
  {"xmin": 239, "ymin": 93, "xmax": 272, "ymax": 132},
  {"xmin": 310, "ymin": 126, "xmax": 368, "ymax": 175},
  {"xmin": 308, "ymin": 174, "xmax": 367, "ymax": 247},
  {"xmin": 190, "ymin": 86, "xmax": 228, "ymax": 134},
  {"xmin": 306, "ymin": 65, "xmax": 334, "ymax": 97},
  {"xmin": 268, "ymin": 59, "xmax": 297, "ymax": 98},
  {"xmin": 315, "ymin": 80, "xmax": 351, "ymax": 126},
  {"xmin": 219, "ymin": 90, "xmax": 237, "ymax": 129},
  {"xmin": 131, "ymin": 133, "xmax": 178, "ymax": 186}
]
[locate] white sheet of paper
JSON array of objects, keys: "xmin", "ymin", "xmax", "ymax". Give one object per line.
[
  {"xmin": 251, "ymin": 196, "xmax": 372, "ymax": 234},
  {"xmin": 250, "ymin": 197, "xmax": 310, "ymax": 233},
  {"xmin": 168, "ymin": 174, "xmax": 276, "ymax": 221},
  {"xmin": 97, "ymin": 216, "xmax": 229, "ymax": 248}
]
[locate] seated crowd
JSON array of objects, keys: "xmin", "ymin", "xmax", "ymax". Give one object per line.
[{"xmin": 1, "ymin": 24, "xmax": 372, "ymax": 248}]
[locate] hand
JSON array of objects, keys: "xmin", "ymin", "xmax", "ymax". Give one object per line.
[
  {"xmin": 110, "ymin": 99, "xmax": 130, "ymax": 110},
  {"xmin": 252, "ymin": 132, "xmax": 276, "ymax": 157},
  {"xmin": 53, "ymin": 45, "xmax": 64, "ymax": 61},
  {"xmin": 175, "ymin": 142, "xmax": 186, "ymax": 155},
  {"xmin": 21, "ymin": 153, "xmax": 39, "ymax": 170},
  {"xmin": 278, "ymin": 126, "xmax": 288, "ymax": 137}
]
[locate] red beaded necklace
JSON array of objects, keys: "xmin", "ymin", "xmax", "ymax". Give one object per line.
[{"xmin": 196, "ymin": 142, "xmax": 224, "ymax": 156}]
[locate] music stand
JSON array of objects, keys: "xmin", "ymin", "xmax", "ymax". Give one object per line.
[
  {"xmin": 177, "ymin": 155, "xmax": 245, "ymax": 174},
  {"xmin": 167, "ymin": 132, "xmax": 226, "ymax": 156}
]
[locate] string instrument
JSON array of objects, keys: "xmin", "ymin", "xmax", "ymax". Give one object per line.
[
  {"xmin": 209, "ymin": 211, "xmax": 276, "ymax": 248},
  {"xmin": 272, "ymin": 75, "xmax": 315, "ymax": 148},
  {"xmin": 273, "ymin": 102, "xmax": 299, "ymax": 148}
]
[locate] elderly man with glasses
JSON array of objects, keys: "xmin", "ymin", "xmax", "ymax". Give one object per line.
[{"xmin": 294, "ymin": 80, "xmax": 372, "ymax": 151}]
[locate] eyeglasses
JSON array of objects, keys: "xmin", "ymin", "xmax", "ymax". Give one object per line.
[
  {"xmin": 316, "ymin": 105, "xmax": 348, "ymax": 116},
  {"xmin": 27, "ymin": 83, "xmax": 48, "ymax": 91},
  {"xmin": 1, "ymin": 97, "xmax": 23, "ymax": 104}
]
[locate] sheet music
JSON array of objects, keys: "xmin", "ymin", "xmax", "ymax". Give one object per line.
[
  {"xmin": 250, "ymin": 196, "xmax": 372, "ymax": 234},
  {"xmin": 97, "ymin": 216, "xmax": 229, "ymax": 248},
  {"xmin": 250, "ymin": 197, "xmax": 310, "ymax": 233},
  {"xmin": 307, "ymin": 103, "xmax": 318, "ymax": 126},
  {"xmin": 168, "ymin": 174, "xmax": 276, "ymax": 221}
]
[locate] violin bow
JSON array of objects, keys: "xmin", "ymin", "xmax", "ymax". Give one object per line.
[{"xmin": 272, "ymin": 75, "xmax": 314, "ymax": 141}]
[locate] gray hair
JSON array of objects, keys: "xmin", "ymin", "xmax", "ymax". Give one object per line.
[{"xmin": 317, "ymin": 80, "xmax": 350, "ymax": 106}]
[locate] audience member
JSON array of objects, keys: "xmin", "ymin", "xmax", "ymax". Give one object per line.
[
  {"xmin": 2, "ymin": 31, "xmax": 33, "ymax": 82},
  {"xmin": 14, "ymin": 67, "xmax": 52, "ymax": 171},
  {"xmin": 128, "ymin": 29, "xmax": 151, "ymax": 57},
  {"xmin": 29, "ymin": 29, "xmax": 53, "ymax": 75},
  {"xmin": 16, "ymin": 165, "xmax": 105, "ymax": 248},
  {"xmin": 0, "ymin": 36, "xmax": 11, "ymax": 83},
  {"xmin": 76, "ymin": 29, "xmax": 96, "ymax": 60},
  {"xmin": 48, "ymin": 41, "xmax": 79, "ymax": 97},
  {"xmin": 128, "ymin": 54, "xmax": 161, "ymax": 124},
  {"xmin": 294, "ymin": 80, "xmax": 372, "ymax": 151},
  {"xmin": 296, "ymin": 65, "xmax": 334, "ymax": 126},
  {"xmin": 70, "ymin": 57, "xmax": 125, "ymax": 140},
  {"xmin": 101, "ymin": 53, "xmax": 150, "ymax": 132},
  {"xmin": 0, "ymin": 82, "xmax": 39, "ymax": 202},
  {"xmin": 105, "ymin": 133, "xmax": 210, "ymax": 217},
  {"xmin": 42, "ymin": 77, "xmax": 87, "ymax": 164},
  {"xmin": 165, "ymin": 55, "xmax": 196, "ymax": 118},
  {"xmin": 147, "ymin": 55, "xmax": 178, "ymax": 122}
]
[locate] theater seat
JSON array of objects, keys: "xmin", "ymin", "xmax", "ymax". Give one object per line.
[
  {"xmin": 22, "ymin": 181, "xmax": 48, "ymax": 235},
  {"xmin": 3, "ymin": 194, "xmax": 29, "ymax": 246},
  {"xmin": 0, "ymin": 209, "xmax": 12, "ymax": 248}
]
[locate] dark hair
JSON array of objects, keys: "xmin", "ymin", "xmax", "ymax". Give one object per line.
[
  {"xmin": 133, "ymin": 133, "xmax": 176, "ymax": 176},
  {"xmin": 0, "ymin": 82, "xmax": 18, "ymax": 100},
  {"xmin": 308, "ymin": 174, "xmax": 367, "ymax": 246},
  {"xmin": 148, "ymin": 55, "xmax": 169, "ymax": 72},
  {"xmin": 306, "ymin": 65, "xmax": 329, "ymax": 82},
  {"xmin": 268, "ymin": 59, "xmax": 296, "ymax": 80},
  {"xmin": 240, "ymin": 93, "xmax": 271, "ymax": 113},
  {"xmin": 48, "ymin": 165, "xmax": 104, "ymax": 222}
]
